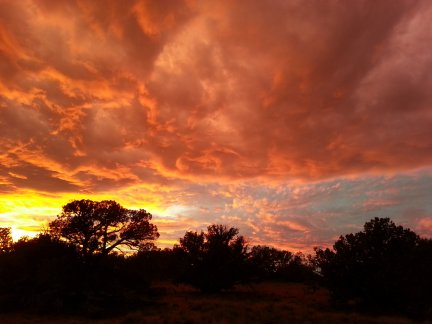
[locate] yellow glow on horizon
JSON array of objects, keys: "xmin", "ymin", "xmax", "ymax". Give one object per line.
[
  {"xmin": 10, "ymin": 226, "xmax": 38, "ymax": 241},
  {"xmin": 0, "ymin": 189, "xmax": 170, "ymax": 241},
  {"xmin": 157, "ymin": 239, "xmax": 178, "ymax": 246}
]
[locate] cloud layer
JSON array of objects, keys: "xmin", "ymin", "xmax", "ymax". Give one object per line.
[{"xmin": 1, "ymin": 0, "xmax": 432, "ymax": 249}]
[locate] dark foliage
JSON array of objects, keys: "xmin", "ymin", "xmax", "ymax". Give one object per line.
[
  {"xmin": 0, "ymin": 234, "xmax": 81, "ymax": 313},
  {"xmin": 3, "ymin": 208, "xmax": 432, "ymax": 320},
  {"xmin": 314, "ymin": 217, "xmax": 432, "ymax": 318},
  {"xmin": 49, "ymin": 199, "xmax": 159, "ymax": 256},
  {"xmin": 129, "ymin": 248, "xmax": 187, "ymax": 282},
  {"xmin": 248, "ymin": 245, "xmax": 314, "ymax": 282},
  {"xmin": 176, "ymin": 225, "xmax": 249, "ymax": 292},
  {"xmin": 0, "ymin": 200, "xmax": 160, "ymax": 316},
  {"xmin": 0, "ymin": 234, "xmax": 152, "ymax": 316},
  {"xmin": 0, "ymin": 227, "xmax": 12, "ymax": 253}
]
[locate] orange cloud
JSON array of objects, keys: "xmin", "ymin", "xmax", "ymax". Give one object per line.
[
  {"xmin": 1, "ymin": 1, "xmax": 432, "ymax": 250},
  {"xmin": 3, "ymin": 0, "xmax": 432, "ymax": 187}
]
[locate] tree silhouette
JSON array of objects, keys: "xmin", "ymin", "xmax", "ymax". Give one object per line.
[
  {"xmin": 0, "ymin": 234, "xmax": 83, "ymax": 313},
  {"xmin": 0, "ymin": 232, "xmax": 156, "ymax": 315},
  {"xmin": 249, "ymin": 245, "xmax": 312, "ymax": 281},
  {"xmin": 176, "ymin": 225, "xmax": 249, "ymax": 292},
  {"xmin": 314, "ymin": 217, "xmax": 422, "ymax": 312},
  {"xmin": 0, "ymin": 227, "xmax": 12, "ymax": 253},
  {"xmin": 49, "ymin": 200, "xmax": 159, "ymax": 256},
  {"xmin": 249, "ymin": 245, "xmax": 291, "ymax": 280}
]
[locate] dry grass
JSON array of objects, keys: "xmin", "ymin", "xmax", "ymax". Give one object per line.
[{"xmin": 0, "ymin": 282, "xmax": 416, "ymax": 323}]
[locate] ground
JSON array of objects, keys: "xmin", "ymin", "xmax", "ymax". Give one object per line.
[{"xmin": 0, "ymin": 282, "xmax": 415, "ymax": 323}]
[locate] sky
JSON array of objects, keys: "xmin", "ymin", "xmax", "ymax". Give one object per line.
[{"xmin": 1, "ymin": 0, "xmax": 432, "ymax": 251}]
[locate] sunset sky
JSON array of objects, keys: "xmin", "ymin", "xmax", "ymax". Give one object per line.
[{"xmin": 1, "ymin": 0, "xmax": 432, "ymax": 251}]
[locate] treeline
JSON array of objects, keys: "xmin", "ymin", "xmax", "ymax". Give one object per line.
[
  {"xmin": 0, "ymin": 227, "xmax": 312, "ymax": 316},
  {"xmin": 0, "ymin": 199, "xmax": 431, "ymax": 319}
]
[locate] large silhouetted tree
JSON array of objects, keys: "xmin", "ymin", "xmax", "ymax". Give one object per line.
[
  {"xmin": 314, "ymin": 217, "xmax": 424, "ymax": 313},
  {"xmin": 176, "ymin": 225, "xmax": 249, "ymax": 292},
  {"xmin": 49, "ymin": 200, "xmax": 159, "ymax": 256}
]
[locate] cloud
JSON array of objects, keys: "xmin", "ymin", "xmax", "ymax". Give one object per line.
[
  {"xmin": 1, "ymin": 0, "xmax": 432, "ymax": 188},
  {"xmin": 145, "ymin": 0, "xmax": 432, "ymax": 180},
  {"xmin": 1, "ymin": 1, "xmax": 432, "ymax": 250}
]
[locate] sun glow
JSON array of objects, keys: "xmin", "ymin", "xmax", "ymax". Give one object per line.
[{"xmin": 0, "ymin": 190, "xmax": 168, "ymax": 241}]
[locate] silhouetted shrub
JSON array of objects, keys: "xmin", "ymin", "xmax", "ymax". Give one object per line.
[
  {"xmin": 0, "ymin": 234, "xmax": 82, "ymax": 313},
  {"xmin": 0, "ymin": 234, "xmax": 152, "ymax": 316},
  {"xmin": 129, "ymin": 248, "xmax": 187, "ymax": 282}
]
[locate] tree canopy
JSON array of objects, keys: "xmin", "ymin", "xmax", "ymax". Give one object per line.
[
  {"xmin": 248, "ymin": 245, "xmax": 311, "ymax": 281},
  {"xmin": 49, "ymin": 199, "xmax": 159, "ymax": 256},
  {"xmin": 1, "ymin": 208, "xmax": 432, "ymax": 319},
  {"xmin": 0, "ymin": 227, "xmax": 12, "ymax": 254},
  {"xmin": 176, "ymin": 224, "xmax": 249, "ymax": 292},
  {"xmin": 314, "ymin": 217, "xmax": 431, "ymax": 316}
]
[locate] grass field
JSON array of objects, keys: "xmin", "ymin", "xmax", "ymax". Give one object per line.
[{"xmin": 0, "ymin": 282, "xmax": 415, "ymax": 323}]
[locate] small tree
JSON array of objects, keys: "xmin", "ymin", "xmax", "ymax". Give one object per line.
[
  {"xmin": 0, "ymin": 227, "xmax": 12, "ymax": 253},
  {"xmin": 176, "ymin": 224, "xmax": 249, "ymax": 292},
  {"xmin": 49, "ymin": 199, "xmax": 159, "ymax": 256},
  {"xmin": 249, "ymin": 245, "xmax": 292, "ymax": 278},
  {"xmin": 248, "ymin": 245, "xmax": 312, "ymax": 282}
]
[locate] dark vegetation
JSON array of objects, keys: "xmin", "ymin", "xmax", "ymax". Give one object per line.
[
  {"xmin": 314, "ymin": 217, "xmax": 432, "ymax": 319},
  {"xmin": 0, "ymin": 199, "xmax": 431, "ymax": 321}
]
